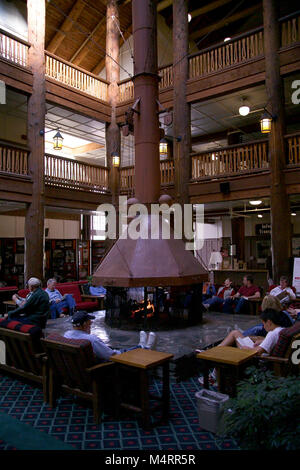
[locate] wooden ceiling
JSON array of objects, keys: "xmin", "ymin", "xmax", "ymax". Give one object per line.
[{"xmin": 44, "ymin": 0, "xmax": 298, "ymax": 76}]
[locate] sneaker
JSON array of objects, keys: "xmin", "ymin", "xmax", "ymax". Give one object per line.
[
  {"xmin": 138, "ymin": 330, "xmax": 147, "ymax": 348},
  {"xmin": 198, "ymin": 374, "xmax": 216, "ymax": 386},
  {"xmin": 145, "ymin": 332, "xmax": 157, "ymax": 350},
  {"xmin": 195, "ymin": 349, "xmax": 204, "ymax": 354},
  {"xmin": 202, "ymin": 303, "xmax": 210, "ymax": 310}
]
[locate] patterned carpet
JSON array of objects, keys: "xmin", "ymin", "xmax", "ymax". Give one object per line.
[{"xmin": 0, "ymin": 374, "xmax": 238, "ymax": 451}]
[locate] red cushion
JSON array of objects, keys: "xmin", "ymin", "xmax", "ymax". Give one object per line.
[
  {"xmin": 18, "ymin": 289, "xmax": 30, "ymax": 298},
  {"xmin": 76, "ymin": 301, "xmax": 98, "ymax": 311},
  {"xmin": 272, "ymin": 322, "xmax": 300, "ymax": 357},
  {"xmin": 57, "ymin": 284, "xmax": 82, "ymax": 303}
]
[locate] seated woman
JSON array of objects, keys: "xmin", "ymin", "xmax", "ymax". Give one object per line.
[{"xmin": 243, "ymin": 295, "xmax": 294, "ymax": 337}]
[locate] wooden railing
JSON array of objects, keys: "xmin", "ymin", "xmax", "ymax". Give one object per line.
[
  {"xmin": 159, "ymin": 64, "xmax": 173, "ymax": 89},
  {"xmin": 191, "ymin": 140, "xmax": 269, "ymax": 180},
  {"xmin": 45, "ymin": 53, "xmax": 109, "ymax": 102},
  {"xmin": 0, "ymin": 29, "xmax": 29, "ymax": 67},
  {"xmin": 287, "ymin": 133, "xmax": 300, "ymax": 165},
  {"xmin": 189, "ymin": 29, "xmax": 264, "ymax": 79},
  {"xmin": 281, "ymin": 13, "xmax": 300, "ymax": 46},
  {"xmin": 44, "ymin": 154, "xmax": 109, "ymax": 192},
  {"xmin": 120, "ymin": 159, "xmax": 175, "ymax": 191},
  {"xmin": 0, "ymin": 141, "xmax": 29, "ymax": 176},
  {"xmin": 118, "ymin": 79, "xmax": 134, "ymax": 103}
]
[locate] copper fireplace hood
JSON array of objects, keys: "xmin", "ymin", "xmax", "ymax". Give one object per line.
[{"xmin": 92, "ymin": 0, "xmax": 207, "ymax": 288}]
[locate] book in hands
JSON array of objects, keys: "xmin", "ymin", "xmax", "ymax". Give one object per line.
[{"xmin": 236, "ymin": 336, "xmax": 254, "ymax": 348}]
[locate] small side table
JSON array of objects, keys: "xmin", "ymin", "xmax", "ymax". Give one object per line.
[
  {"xmin": 111, "ymin": 348, "xmax": 174, "ymax": 429},
  {"xmin": 197, "ymin": 346, "xmax": 257, "ymax": 397}
]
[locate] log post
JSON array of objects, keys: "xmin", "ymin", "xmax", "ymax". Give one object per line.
[
  {"xmin": 24, "ymin": 0, "xmax": 46, "ymax": 283},
  {"xmin": 173, "ymin": 0, "xmax": 190, "ymax": 206},
  {"xmin": 105, "ymin": 0, "xmax": 120, "ymax": 206},
  {"xmin": 263, "ymin": 0, "xmax": 291, "ymax": 282}
]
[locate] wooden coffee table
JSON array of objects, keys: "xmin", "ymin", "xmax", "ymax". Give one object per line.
[
  {"xmin": 2, "ymin": 300, "xmax": 16, "ymax": 314},
  {"xmin": 111, "ymin": 348, "xmax": 174, "ymax": 429},
  {"xmin": 197, "ymin": 346, "xmax": 257, "ymax": 396}
]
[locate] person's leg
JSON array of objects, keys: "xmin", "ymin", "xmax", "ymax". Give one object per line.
[
  {"xmin": 243, "ymin": 324, "xmax": 266, "ymax": 337},
  {"xmin": 223, "ymin": 297, "xmax": 234, "ymax": 313},
  {"xmin": 234, "ymin": 297, "xmax": 248, "ymax": 314},
  {"xmin": 205, "ymin": 296, "xmax": 223, "ymax": 307},
  {"xmin": 49, "ymin": 303, "xmax": 59, "ymax": 319},
  {"xmin": 64, "ymin": 294, "xmax": 76, "ymax": 315},
  {"xmin": 218, "ymin": 329, "xmax": 243, "ymax": 347}
]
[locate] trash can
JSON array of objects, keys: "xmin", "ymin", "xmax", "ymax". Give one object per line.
[{"xmin": 195, "ymin": 389, "xmax": 229, "ymax": 434}]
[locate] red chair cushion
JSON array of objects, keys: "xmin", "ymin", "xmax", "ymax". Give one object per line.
[
  {"xmin": 57, "ymin": 284, "xmax": 82, "ymax": 303},
  {"xmin": 76, "ymin": 301, "xmax": 98, "ymax": 311},
  {"xmin": 272, "ymin": 322, "xmax": 300, "ymax": 357},
  {"xmin": 18, "ymin": 289, "xmax": 30, "ymax": 298},
  {"xmin": 0, "ymin": 286, "xmax": 18, "ymax": 291}
]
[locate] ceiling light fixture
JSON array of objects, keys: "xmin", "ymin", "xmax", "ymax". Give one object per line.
[
  {"xmin": 224, "ymin": 37, "xmax": 231, "ymax": 42},
  {"xmin": 291, "ymin": 212, "xmax": 297, "ymax": 216},
  {"xmin": 188, "ymin": 13, "xmax": 192, "ymax": 22},
  {"xmin": 239, "ymin": 98, "xmax": 250, "ymax": 116},
  {"xmin": 257, "ymin": 214, "xmax": 263, "ymax": 218},
  {"xmin": 249, "ymin": 200, "xmax": 262, "ymax": 206}
]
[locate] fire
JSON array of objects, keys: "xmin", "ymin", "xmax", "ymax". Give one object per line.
[{"xmin": 130, "ymin": 299, "xmax": 155, "ymax": 320}]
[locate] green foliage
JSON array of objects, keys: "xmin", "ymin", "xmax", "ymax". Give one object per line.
[{"xmin": 220, "ymin": 367, "xmax": 300, "ymax": 450}]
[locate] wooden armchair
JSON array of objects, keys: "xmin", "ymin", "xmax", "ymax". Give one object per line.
[
  {"xmin": 0, "ymin": 322, "xmax": 47, "ymax": 401},
  {"xmin": 41, "ymin": 334, "xmax": 114, "ymax": 423},
  {"xmin": 256, "ymin": 331, "xmax": 300, "ymax": 377}
]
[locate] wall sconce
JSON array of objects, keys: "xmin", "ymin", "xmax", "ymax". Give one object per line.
[
  {"xmin": 111, "ymin": 152, "xmax": 120, "ymax": 167},
  {"xmin": 260, "ymin": 109, "xmax": 273, "ymax": 134},
  {"xmin": 53, "ymin": 129, "xmax": 64, "ymax": 150}
]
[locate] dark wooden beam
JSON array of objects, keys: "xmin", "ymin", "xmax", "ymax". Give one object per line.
[
  {"xmin": 190, "ymin": 5, "xmax": 261, "ymax": 41},
  {"xmin": 189, "ymin": 0, "xmax": 234, "ymax": 20},
  {"xmin": 47, "ymin": 0, "xmax": 85, "ymax": 54},
  {"xmin": 25, "ymin": 0, "xmax": 46, "ymax": 282}
]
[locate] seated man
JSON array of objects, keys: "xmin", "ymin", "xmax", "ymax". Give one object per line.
[
  {"xmin": 203, "ymin": 278, "xmax": 234, "ymax": 310},
  {"xmin": 6, "ymin": 277, "xmax": 50, "ymax": 328},
  {"xmin": 198, "ymin": 309, "xmax": 284, "ymax": 385},
  {"xmin": 45, "ymin": 278, "xmax": 76, "ymax": 319},
  {"xmin": 64, "ymin": 311, "xmax": 157, "ymax": 362},
  {"xmin": 223, "ymin": 275, "xmax": 260, "ymax": 314},
  {"xmin": 269, "ymin": 275, "xmax": 296, "ymax": 306}
]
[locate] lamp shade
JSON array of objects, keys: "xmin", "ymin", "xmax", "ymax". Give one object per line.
[
  {"xmin": 159, "ymin": 139, "xmax": 168, "ymax": 158},
  {"xmin": 260, "ymin": 113, "xmax": 272, "ymax": 133},
  {"xmin": 53, "ymin": 130, "xmax": 63, "ymax": 150},
  {"xmin": 209, "ymin": 251, "xmax": 223, "ymax": 267}
]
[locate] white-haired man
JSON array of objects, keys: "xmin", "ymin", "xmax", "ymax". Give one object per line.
[
  {"xmin": 7, "ymin": 277, "xmax": 50, "ymax": 328},
  {"xmin": 45, "ymin": 278, "xmax": 76, "ymax": 318}
]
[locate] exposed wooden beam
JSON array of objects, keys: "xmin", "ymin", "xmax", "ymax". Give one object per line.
[
  {"xmin": 190, "ymin": 0, "xmax": 234, "ymax": 19},
  {"xmin": 190, "ymin": 4, "xmax": 261, "ymax": 40},
  {"xmin": 47, "ymin": 0, "xmax": 85, "ymax": 54},
  {"xmin": 91, "ymin": 25, "xmax": 132, "ymax": 75},
  {"xmin": 157, "ymin": 0, "xmax": 173, "ymax": 12},
  {"xmin": 70, "ymin": 17, "xmax": 106, "ymax": 65}
]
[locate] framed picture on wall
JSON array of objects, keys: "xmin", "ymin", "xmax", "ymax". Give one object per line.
[{"xmin": 256, "ymin": 240, "xmax": 271, "ymax": 259}]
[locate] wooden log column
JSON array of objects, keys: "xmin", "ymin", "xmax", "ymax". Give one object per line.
[
  {"xmin": 105, "ymin": 0, "xmax": 120, "ymax": 206},
  {"xmin": 173, "ymin": 0, "xmax": 191, "ymax": 206},
  {"xmin": 263, "ymin": 0, "xmax": 291, "ymax": 282},
  {"xmin": 24, "ymin": 0, "xmax": 46, "ymax": 282}
]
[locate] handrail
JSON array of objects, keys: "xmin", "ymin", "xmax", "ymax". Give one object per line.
[
  {"xmin": 0, "ymin": 30, "xmax": 29, "ymax": 67},
  {"xmin": 45, "ymin": 53, "xmax": 109, "ymax": 102},
  {"xmin": 44, "ymin": 153, "xmax": 108, "ymax": 170},
  {"xmin": 191, "ymin": 138, "xmax": 269, "ymax": 156},
  {"xmin": 0, "ymin": 28, "xmax": 31, "ymax": 47}
]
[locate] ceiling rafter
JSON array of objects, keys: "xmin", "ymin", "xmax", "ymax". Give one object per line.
[
  {"xmin": 190, "ymin": 4, "xmax": 261, "ymax": 40},
  {"xmin": 70, "ymin": 17, "xmax": 106, "ymax": 65},
  {"xmin": 47, "ymin": 0, "xmax": 86, "ymax": 54},
  {"xmin": 189, "ymin": 0, "xmax": 235, "ymax": 20}
]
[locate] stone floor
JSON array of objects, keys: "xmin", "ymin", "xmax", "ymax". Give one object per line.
[{"xmin": 45, "ymin": 310, "xmax": 260, "ymax": 359}]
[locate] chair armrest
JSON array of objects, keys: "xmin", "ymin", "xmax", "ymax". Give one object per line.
[
  {"xmin": 86, "ymin": 362, "xmax": 114, "ymax": 374},
  {"xmin": 81, "ymin": 294, "xmax": 104, "ymax": 301},
  {"xmin": 256, "ymin": 355, "xmax": 289, "ymax": 364}
]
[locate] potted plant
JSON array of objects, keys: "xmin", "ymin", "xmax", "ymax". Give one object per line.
[{"xmin": 220, "ymin": 366, "xmax": 300, "ymax": 450}]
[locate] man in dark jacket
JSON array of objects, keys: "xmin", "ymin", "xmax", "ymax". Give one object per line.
[{"xmin": 7, "ymin": 277, "xmax": 50, "ymax": 328}]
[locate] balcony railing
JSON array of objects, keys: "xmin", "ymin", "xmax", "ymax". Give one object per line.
[
  {"xmin": 191, "ymin": 140, "xmax": 269, "ymax": 180},
  {"xmin": 0, "ymin": 141, "xmax": 29, "ymax": 176},
  {"xmin": 120, "ymin": 159, "xmax": 175, "ymax": 192},
  {"xmin": 0, "ymin": 29, "xmax": 29, "ymax": 67},
  {"xmin": 45, "ymin": 53, "xmax": 109, "ymax": 102},
  {"xmin": 44, "ymin": 154, "xmax": 108, "ymax": 192}
]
